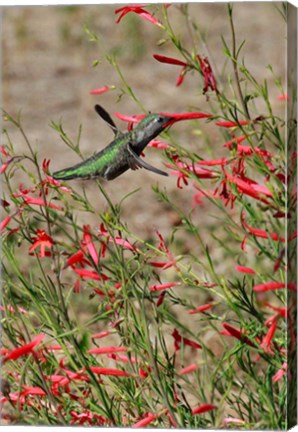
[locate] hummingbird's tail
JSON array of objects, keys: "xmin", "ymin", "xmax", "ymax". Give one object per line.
[{"xmin": 52, "ymin": 162, "xmax": 87, "ymax": 181}]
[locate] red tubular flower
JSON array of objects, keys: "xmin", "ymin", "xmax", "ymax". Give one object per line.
[
  {"xmin": 21, "ymin": 386, "xmax": 46, "ymax": 397},
  {"xmin": 147, "ymin": 139, "xmax": 170, "ymax": 149},
  {"xmin": 91, "ymin": 331, "xmax": 112, "ymax": 340},
  {"xmin": 188, "ymin": 303, "xmax": 213, "ymax": 314},
  {"xmin": 149, "ymin": 282, "xmax": 178, "ymax": 292},
  {"xmin": 216, "ymin": 120, "xmax": 250, "ymax": 127},
  {"xmin": 196, "ymin": 158, "xmax": 228, "ymax": 166},
  {"xmin": 66, "ymin": 250, "xmax": 90, "ymax": 268},
  {"xmin": 172, "ymin": 328, "xmax": 202, "ymax": 350},
  {"xmin": 82, "ymin": 225, "xmax": 99, "ymax": 265},
  {"xmin": 264, "ymin": 302, "xmax": 287, "ymax": 318},
  {"xmin": 0, "ymin": 215, "xmax": 13, "ymax": 233},
  {"xmin": 241, "ymin": 213, "xmax": 285, "ymax": 242},
  {"xmin": 260, "ymin": 320, "xmax": 277, "ymax": 354},
  {"xmin": 29, "ymin": 229, "xmax": 54, "ymax": 257},
  {"xmin": 132, "ymin": 413, "xmax": 157, "ymax": 428},
  {"xmin": 115, "ymin": 5, "xmax": 162, "ymax": 26},
  {"xmin": 89, "ymin": 366, "xmax": 130, "ymax": 377},
  {"xmin": 179, "ymin": 363, "xmax": 198, "ymax": 375},
  {"xmin": 4, "ymin": 334, "xmax": 45, "ymax": 362},
  {"xmin": 222, "ymin": 323, "xmax": 255, "ymax": 347},
  {"xmin": 192, "ymin": 403, "xmax": 217, "ymax": 415},
  {"xmin": 88, "ymin": 346, "xmax": 128, "ymax": 355},
  {"xmin": 253, "ymin": 282, "xmax": 296, "ymax": 292},
  {"xmin": 153, "ymin": 54, "xmax": 188, "ymax": 67},
  {"xmin": 90, "ymin": 85, "xmax": 115, "ymax": 95},
  {"xmin": 235, "ymin": 265, "xmax": 256, "ymax": 274},
  {"xmin": 272, "ymin": 362, "xmax": 287, "ymax": 382},
  {"xmin": 278, "ymin": 93, "xmax": 289, "ymax": 101},
  {"xmin": 153, "ymin": 54, "xmax": 188, "ymax": 87},
  {"xmin": 156, "ymin": 291, "xmax": 166, "ymax": 307},
  {"xmin": 197, "ymin": 55, "xmax": 218, "ymax": 94},
  {"xmin": 225, "ymin": 172, "xmax": 272, "ymax": 204},
  {"xmin": 73, "ymin": 268, "xmax": 108, "ymax": 281}
]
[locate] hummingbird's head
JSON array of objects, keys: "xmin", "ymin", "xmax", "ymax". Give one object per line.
[{"xmin": 134, "ymin": 113, "xmax": 174, "ymax": 142}]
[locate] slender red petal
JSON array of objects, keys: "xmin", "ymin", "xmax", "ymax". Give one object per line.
[
  {"xmin": 88, "ymin": 346, "xmax": 128, "ymax": 355},
  {"xmin": 179, "ymin": 363, "xmax": 198, "ymax": 374},
  {"xmin": 73, "ymin": 268, "xmax": 106, "ymax": 281},
  {"xmin": 253, "ymin": 282, "xmax": 296, "ymax": 292},
  {"xmin": 153, "ymin": 53, "xmax": 187, "ymax": 66},
  {"xmin": 89, "ymin": 366, "xmax": 130, "ymax": 377},
  {"xmin": 149, "ymin": 282, "xmax": 178, "ymax": 291},
  {"xmin": 132, "ymin": 413, "xmax": 157, "ymax": 428},
  {"xmin": 4, "ymin": 334, "xmax": 45, "ymax": 362},
  {"xmin": 90, "ymin": 85, "xmax": 115, "ymax": 95},
  {"xmin": 216, "ymin": 120, "xmax": 250, "ymax": 127},
  {"xmin": 91, "ymin": 331, "xmax": 112, "ymax": 340},
  {"xmin": 0, "ymin": 215, "xmax": 12, "ymax": 233},
  {"xmin": 222, "ymin": 323, "xmax": 255, "ymax": 347},
  {"xmin": 235, "ymin": 265, "xmax": 256, "ymax": 274},
  {"xmin": 260, "ymin": 320, "xmax": 278, "ymax": 354},
  {"xmin": 21, "ymin": 386, "xmax": 46, "ymax": 396},
  {"xmin": 188, "ymin": 303, "xmax": 213, "ymax": 314},
  {"xmin": 83, "ymin": 225, "xmax": 99, "ymax": 265},
  {"xmin": 192, "ymin": 403, "xmax": 216, "ymax": 415}
]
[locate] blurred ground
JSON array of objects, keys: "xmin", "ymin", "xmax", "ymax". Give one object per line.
[{"xmin": 2, "ymin": 2, "xmax": 285, "ymax": 262}]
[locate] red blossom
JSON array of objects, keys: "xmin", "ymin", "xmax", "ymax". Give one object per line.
[
  {"xmin": 264, "ymin": 302, "xmax": 287, "ymax": 318},
  {"xmin": 132, "ymin": 413, "xmax": 157, "ymax": 428},
  {"xmin": 29, "ymin": 229, "xmax": 54, "ymax": 257},
  {"xmin": 153, "ymin": 54, "xmax": 188, "ymax": 67},
  {"xmin": 91, "ymin": 331, "xmax": 112, "ymax": 340},
  {"xmin": 89, "ymin": 366, "xmax": 130, "ymax": 377},
  {"xmin": 149, "ymin": 282, "xmax": 179, "ymax": 292},
  {"xmin": 222, "ymin": 323, "xmax": 255, "ymax": 347},
  {"xmin": 115, "ymin": 5, "xmax": 162, "ymax": 26},
  {"xmin": 82, "ymin": 225, "xmax": 99, "ymax": 265},
  {"xmin": 192, "ymin": 403, "xmax": 217, "ymax": 415},
  {"xmin": 4, "ymin": 333, "xmax": 45, "ymax": 362},
  {"xmin": 172, "ymin": 328, "xmax": 202, "ymax": 351},
  {"xmin": 197, "ymin": 55, "xmax": 218, "ymax": 94},
  {"xmin": 21, "ymin": 386, "xmax": 46, "ymax": 397},
  {"xmin": 235, "ymin": 265, "xmax": 256, "ymax": 274},
  {"xmin": 66, "ymin": 250, "xmax": 90, "ymax": 268},
  {"xmin": 153, "ymin": 54, "xmax": 188, "ymax": 86},
  {"xmin": 148, "ymin": 139, "xmax": 170, "ymax": 149},
  {"xmin": 197, "ymin": 158, "xmax": 228, "ymax": 166},
  {"xmin": 278, "ymin": 93, "xmax": 289, "ymax": 101},
  {"xmin": 0, "ymin": 145, "xmax": 9, "ymax": 157},
  {"xmin": 88, "ymin": 346, "xmax": 128, "ymax": 355},
  {"xmin": 156, "ymin": 291, "xmax": 166, "ymax": 307},
  {"xmin": 272, "ymin": 362, "xmax": 287, "ymax": 382},
  {"xmin": 0, "ymin": 215, "xmax": 13, "ymax": 233},
  {"xmin": 188, "ymin": 303, "xmax": 213, "ymax": 314},
  {"xmin": 73, "ymin": 268, "xmax": 109, "ymax": 281},
  {"xmin": 260, "ymin": 320, "xmax": 278, "ymax": 354},
  {"xmin": 241, "ymin": 213, "xmax": 284, "ymax": 242},
  {"xmin": 179, "ymin": 363, "xmax": 198, "ymax": 375},
  {"xmin": 225, "ymin": 172, "xmax": 272, "ymax": 204},
  {"xmin": 90, "ymin": 85, "xmax": 115, "ymax": 95},
  {"xmin": 253, "ymin": 281, "xmax": 296, "ymax": 292},
  {"xmin": 215, "ymin": 120, "xmax": 250, "ymax": 127}
]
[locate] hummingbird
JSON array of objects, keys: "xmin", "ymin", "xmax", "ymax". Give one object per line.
[{"xmin": 52, "ymin": 105, "xmax": 175, "ymax": 181}]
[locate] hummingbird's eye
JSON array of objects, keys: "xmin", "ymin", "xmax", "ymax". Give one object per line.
[{"xmin": 157, "ymin": 116, "xmax": 164, "ymax": 123}]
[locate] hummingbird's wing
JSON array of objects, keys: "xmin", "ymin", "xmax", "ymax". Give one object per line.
[
  {"xmin": 127, "ymin": 144, "xmax": 168, "ymax": 177},
  {"xmin": 94, "ymin": 104, "xmax": 121, "ymax": 136}
]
